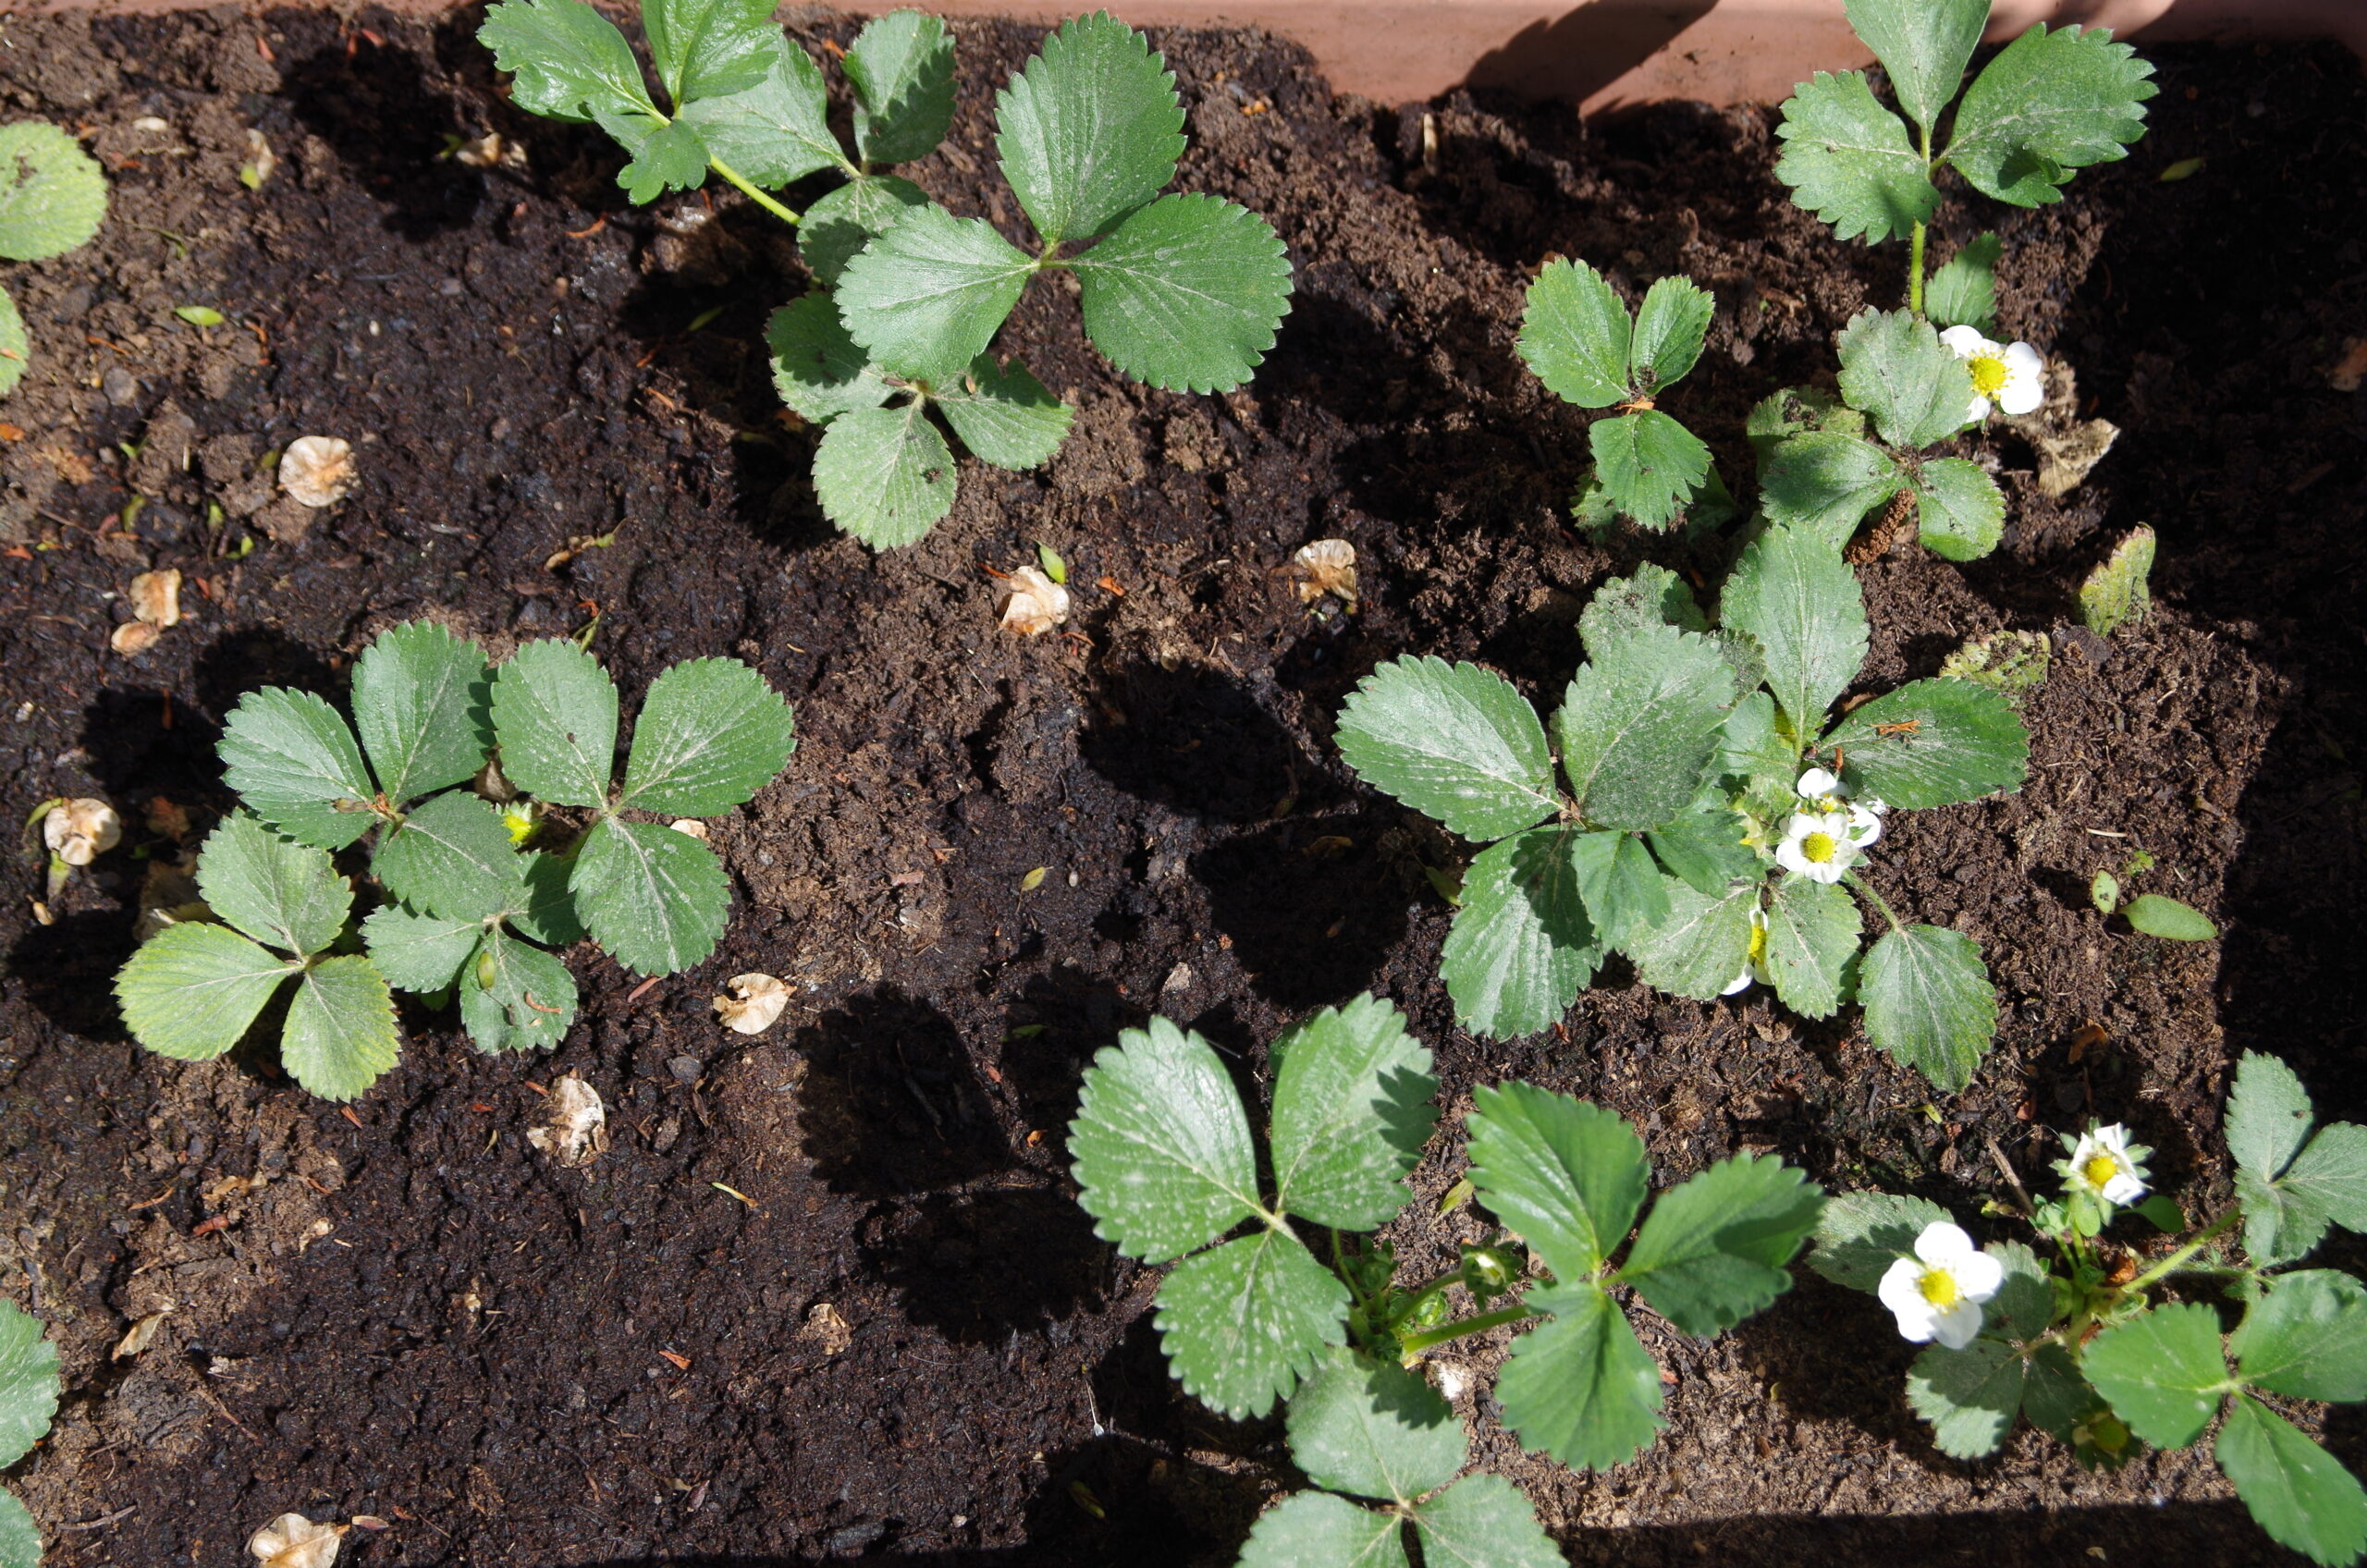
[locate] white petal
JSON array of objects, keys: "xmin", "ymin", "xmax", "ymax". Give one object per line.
[
  {"xmin": 1797, "ymin": 768, "xmax": 1839, "ymax": 799},
  {"xmin": 1939, "ymin": 325, "xmax": 1993, "ymax": 357},
  {"xmin": 1965, "ymin": 394, "xmax": 1993, "ymax": 422},
  {"xmin": 1846, "ymin": 805, "xmax": 1884, "ymax": 848},
  {"xmin": 1723, "ymin": 969, "xmax": 1754, "ymax": 996},
  {"xmin": 1774, "ymin": 839, "xmax": 1810, "ymax": 877},
  {"xmin": 1954, "ymin": 1249, "xmax": 2006, "ymax": 1303},
  {"xmin": 1998, "ymin": 367, "xmax": 2045, "ymax": 416},
  {"xmin": 1931, "ymin": 1300, "xmax": 1985, "ymax": 1351},
  {"xmin": 2103, "ymin": 1172, "xmax": 2148, "ymax": 1205},
  {"xmin": 1879, "ymin": 1259, "xmax": 1936, "ymax": 1341},
  {"xmin": 2094, "ymin": 1124, "xmax": 2130, "ymax": 1156},
  {"xmin": 1914, "ymin": 1221, "xmax": 1976, "ymax": 1266},
  {"xmin": 2004, "ymin": 341, "xmax": 2045, "ymax": 377},
  {"xmin": 1801, "ymin": 858, "xmax": 1847, "ymax": 885}
]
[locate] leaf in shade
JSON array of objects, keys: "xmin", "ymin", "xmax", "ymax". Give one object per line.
[
  {"xmin": 1268, "ymin": 995, "xmax": 1436, "ymax": 1231},
  {"xmin": 1774, "ymin": 69, "xmax": 1941, "ymax": 243},
  {"xmin": 844, "ymin": 9, "xmax": 957, "ymax": 165}
]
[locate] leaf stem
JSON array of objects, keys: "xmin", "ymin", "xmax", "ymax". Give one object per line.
[
  {"xmin": 1908, "ymin": 122, "xmax": 1933, "ymax": 314},
  {"xmin": 2121, "ymin": 1207, "xmax": 2242, "ymax": 1296},
  {"xmin": 708, "ymin": 158, "xmax": 800, "ymax": 227},
  {"xmin": 1397, "ymin": 1300, "xmax": 1539, "ymax": 1354},
  {"xmin": 1845, "ymin": 870, "xmax": 1907, "ymax": 934}
]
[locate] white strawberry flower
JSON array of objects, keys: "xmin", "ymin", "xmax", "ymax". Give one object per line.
[
  {"xmin": 1796, "ymin": 767, "xmax": 1886, "ymax": 849},
  {"xmin": 1940, "ymin": 325, "xmax": 2045, "ymax": 421},
  {"xmin": 1877, "ymin": 1222, "xmax": 2005, "ymax": 1350},
  {"xmin": 2056, "ymin": 1122, "xmax": 2151, "ymax": 1207},
  {"xmin": 1775, "ymin": 810, "xmax": 1860, "ymax": 884},
  {"xmin": 1723, "ymin": 905, "xmax": 1771, "ymax": 996}
]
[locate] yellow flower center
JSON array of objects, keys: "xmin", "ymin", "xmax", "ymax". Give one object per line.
[
  {"xmin": 1968, "ymin": 353, "xmax": 2009, "ymax": 398},
  {"xmin": 501, "ymin": 805, "xmax": 535, "ymax": 845},
  {"xmin": 1801, "ymin": 831, "xmax": 1837, "ymax": 864},
  {"xmin": 2082, "ymin": 1153, "xmax": 2121, "ymax": 1190},
  {"xmin": 1918, "ymin": 1267, "xmax": 1961, "ymax": 1308},
  {"xmin": 1748, "ymin": 923, "xmax": 1768, "ymax": 964}
]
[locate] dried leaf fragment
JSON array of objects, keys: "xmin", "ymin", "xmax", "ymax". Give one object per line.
[
  {"xmin": 111, "ymin": 620, "xmax": 164, "ymax": 657},
  {"xmin": 241, "ymin": 128, "xmax": 276, "ymax": 190},
  {"xmin": 2030, "ymin": 419, "xmax": 2121, "ymax": 498},
  {"xmin": 714, "ymin": 973, "xmax": 789, "ymax": 1035},
  {"xmin": 249, "ymin": 1513, "xmax": 348, "ymax": 1568},
  {"xmin": 668, "ymin": 818, "xmax": 710, "ymax": 840},
  {"xmin": 2329, "ymin": 337, "xmax": 2367, "ymax": 393},
  {"xmin": 524, "ymin": 1072, "xmax": 607, "ymax": 1167},
  {"xmin": 997, "ymin": 566, "xmax": 1069, "ymax": 636},
  {"xmin": 800, "ymin": 1302, "xmax": 852, "ymax": 1355},
  {"xmin": 1288, "ymin": 538, "xmax": 1358, "ymax": 611},
  {"xmin": 43, "ymin": 797, "xmax": 121, "ymax": 866},
  {"xmin": 130, "ymin": 567, "xmax": 182, "ymax": 628},
  {"xmin": 279, "ymin": 436, "xmax": 356, "ymax": 508},
  {"xmin": 113, "ymin": 1305, "xmax": 171, "ymax": 1359}
]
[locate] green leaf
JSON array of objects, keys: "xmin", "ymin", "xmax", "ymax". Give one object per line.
[
  {"xmin": 0, "ymin": 1301, "xmax": 59, "ymax": 1468},
  {"xmin": 280, "ymin": 954, "xmax": 400, "ymax": 1101},
  {"xmin": 2079, "ymin": 523, "xmax": 2155, "ymax": 638},
  {"xmin": 1822, "ymin": 677, "xmax": 2030, "ymax": 809},
  {"xmin": 846, "ymin": 9, "xmax": 957, "ymax": 165},
  {"xmin": 570, "ymin": 817, "xmax": 730, "ymax": 977},
  {"xmin": 217, "ymin": 687, "xmax": 379, "ymax": 851},
  {"xmin": 1844, "ymin": 0, "xmax": 1987, "ymax": 133},
  {"xmin": 1762, "ymin": 874, "xmax": 1859, "ymax": 1019},
  {"xmin": 492, "ymin": 639, "xmax": 619, "ymax": 808},
  {"xmin": 1285, "ymin": 1348, "xmax": 1464, "ymax": 1503},
  {"xmin": 1719, "ymin": 525, "xmax": 1870, "ymax": 741},
  {"xmin": 1629, "ymin": 876, "xmax": 1758, "ymax": 999},
  {"xmin": 677, "ymin": 37, "xmax": 848, "ymax": 190},
  {"xmin": 1909, "ymin": 456, "xmax": 2005, "ymax": 560},
  {"xmin": 2227, "ymin": 1051, "xmax": 2316, "ymax": 1182},
  {"xmin": 1466, "ymin": 1083, "xmax": 1648, "ymax": 1280},
  {"xmin": 797, "ymin": 174, "xmax": 930, "ymax": 289},
  {"xmin": 1440, "ymin": 827, "xmax": 1598, "ymax": 1039},
  {"xmin": 2124, "ymin": 894, "xmax": 2216, "ymax": 942},
  {"xmin": 2020, "ymin": 1341, "xmax": 2106, "ymax": 1441},
  {"xmin": 619, "ymin": 656, "xmax": 795, "ymax": 816},
  {"xmin": 994, "ymin": 11, "xmax": 1184, "ymax": 243},
  {"xmin": 1810, "ymin": 1191, "xmax": 1954, "ymax": 1291},
  {"xmin": 1236, "ymin": 1492, "xmax": 1407, "ymax": 1568},
  {"xmin": 1555, "ymin": 622, "xmax": 1733, "ymax": 831},
  {"xmin": 1576, "ymin": 565, "xmax": 1709, "ymax": 661},
  {"xmin": 2082, "ymin": 1304, "xmax": 2230, "ymax": 1450},
  {"xmin": 1588, "ymin": 410, "xmax": 1711, "ymax": 531},
  {"xmin": 1909, "ymin": 1338, "xmax": 2025, "ymax": 1459},
  {"xmin": 1774, "ymin": 70, "xmax": 1941, "ymax": 244},
  {"xmin": 935, "ymin": 354, "xmax": 1076, "ymax": 470},
  {"xmin": 1925, "ymin": 232, "xmax": 2002, "ymax": 334},
  {"xmin": 198, "ymin": 811, "xmax": 352, "ymax": 957},
  {"xmin": 0, "ymin": 286, "xmax": 26, "ymax": 399},
  {"xmin": 1072, "ymin": 193, "xmax": 1293, "ymax": 394},
  {"xmin": 1268, "ymin": 995, "xmax": 1436, "ymax": 1231},
  {"xmin": 597, "ymin": 109, "xmax": 713, "ymax": 205},
  {"xmin": 1411, "ymin": 1474, "xmax": 1567, "ymax": 1568},
  {"xmin": 1336, "ymin": 656, "xmax": 1558, "ymax": 842},
  {"xmin": 1986, "ymin": 1240, "xmax": 2058, "ymax": 1342},
  {"xmin": 373, "ymin": 791, "xmax": 524, "ymax": 923},
  {"xmin": 2216, "ymin": 1393, "xmax": 2367, "ymax": 1568},
  {"xmin": 1859, "ymin": 924, "xmax": 1996, "ymax": 1092},
  {"xmin": 642, "ymin": 0, "xmax": 777, "ymax": 104},
  {"xmin": 1759, "ymin": 432, "xmax": 1905, "ymax": 549},
  {"xmin": 1495, "ymin": 1282, "xmax": 1664, "ymax": 1470},
  {"xmin": 1715, "ymin": 692, "xmax": 1797, "ymax": 790},
  {"xmin": 479, "ymin": 0, "xmax": 656, "ymax": 124},
  {"xmin": 360, "ymin": 904, "xmax": 482, "ymax": 993},
  {"xmin": 1747, "ymin": 385, "xmax": 1866, "ymax": 459},
  {"xmin": 1069, "ymin": 1016, "xmax": 1260, "ymax": 1261},
  {"xmin": 1155, "ymin": 1228, "xmax": 1347, "ymax": 1420},
  {"xmin": 812, "ymin": 400, "xmax": 958, "ymax": 547},
  {"xmin": 1940, "ymin": 629, "xmax": 2051, "ymax": 697},
  {"xmin": 1515, "ymin": 257, "xmax": 1631, "ymax": 409},
  {"xmin": 1628, "ymin": 276, "xmax": 1712, "ymax": 393},
  {"xmin": 116, "ymin": 922, "xmax": 292, "ymax": 1062},
  {"xmin": 1946, "ymin": 24, "xmax": 2155, "ymax": 207},
  {"xmin": 2233, "ymin": 1269, "xmax": 2367, "ymax": 1403},
  {"xmin": 837, "ymin": 202, "xmax": 1035, "ymax": 384},
  {"xmin": 766, "ymin": 293, "xmax": 892, "ymax": 424},
  {"xmin": 0, "ymin": 1489, "xmax": 36, "ymax": 1568},
  {"xmin": 0, "ymin": 120, "xmax": 110, "ymax": 263},
  {"xmin": 350, "ymin": 620, "xmax": 493, "ymax": 804},
  {"xmin": 457, "ymin": 927, "xmax": 578, "ymax": 1053},
  {"xmin": 512, "ymin": 851, "xmax": 588, "ymax": 948},
  {"xmin": 1646, "ymin": 804, "xmax": 1758, "ymax": 898},
  {"xmin": 1836, "ymin": 308, "xmax": 1977, "ymax": 449},
  {"xmin": 1567, "ymin": 830, "xmax": 1672, "ymax": 948},
  {"xmin": 1623, "ymin": 1154, "xmax": 1822, "ymax": 1336},
  {"xmin": 175, "ymin": 304, "xmax": 225, "ymax": 328},
  {"xmin": 2281, "ymin": 1125, "xmax": 2367, "ymax": 1240}
]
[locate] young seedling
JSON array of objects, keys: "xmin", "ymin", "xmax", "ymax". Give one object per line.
[
  {"xmin": 2089, "ymin": 846, "xmax": 2215, "ymax": 942},
  {"xmin": 1936, "ymin": 628, "xmax": 2049, "ymax": 697},
  {"xmin": 1336, "ymin": 535, "xmax": 2030, "ymax": 1089},
  {"xmin": 2079, "ymin": 522, "xmax": 2155, "ymax": 636},
  {"xmin": 1813, "ymin": 1052, "xmax": 2367, "ymax": 1567},
  {"xmin": 0, "ymin": 120, "xmax": 109, "ymax": 399},
  {"xmin": 0, "ymin": 1300, "xmax": 60, "ymax": 1568}
]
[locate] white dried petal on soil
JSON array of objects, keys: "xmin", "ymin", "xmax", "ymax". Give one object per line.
[
  {"xmin": 243, "ymin": 128, "xmax": 276, "ymax": 187},
  {"xmin": 800, "ymin": 1302, "xmax": 853, "ymax": 1355},
  {"xmin": 111, "ymin": 620, "xmax": 163, "ymax": 657},
  {"xmin": 248, "ymin": 1513, "xmax": 348, "ymax": 1568},
  {"xmin": 279, "ymin": 436, "xmax": 357, "ymax": 508},
  {"xmin": 1289, "ymin": 538, "xmax": 1358, "ymax": 610},
  {"xmin": 130, "ymin": 567, "xmax": 182, "ymax": 628},
  {"xmin": 668, "ymin": 818, "xmax": 710, "ymax": 840},
  {"xmin": 525, "ymin": 1073, "xmax": 607, "ymax": 1167},
  {"xmin": 715, "ymin": 973, "xmax": 789, "ymax": 1035},
  {"xmin": 44, "ymin": 797, "xmax": 121, "ymax": 866},
  {"xmin": 112, "ymin": 1305, "xmax": 171, "ymax": 1360},
  {"xmin": 997, "ymin": 566, "xmax": 1069, "ymax": 636}
]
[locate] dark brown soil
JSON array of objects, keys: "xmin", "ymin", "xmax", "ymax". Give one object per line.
[{"xmin": 1, "ymin": 6, "xmax": 2361, "ymax": 1565}]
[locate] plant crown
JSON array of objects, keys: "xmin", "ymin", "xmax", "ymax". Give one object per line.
[
  {"xmin": 0, "ymin": 1300, "xmax": 58, "ymax": 1568},
  {"xmin": 0, "ymin": 119, "xmax": 111, "ymax": 398}
]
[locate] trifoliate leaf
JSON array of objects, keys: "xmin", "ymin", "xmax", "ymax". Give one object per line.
[
  {"xmin": 677, "ymin": 36, "xmax": 847, "ymax": 190},
  {"xmin": 1762, "ymin": 873, "xmax": 1859, "ymax": 1020},
  {"xmin": 479, "ymin": 0, "xmax": 656, "ymax": 124},
  {"xmin": 1925, "ymin": 232, "xmax": 2002, "ymax": 335},
  {"xmin": 0, "ymin": 1490, "xmax": 36, "ymax": 1568},
  {"xmin": 1822, "ymin": 677, "xmax": 2030, "ymax": 809},
  {"xmin": 1267, "ymin": 995, "xmax": 1435, "ymax": 1231},
  {"xmin": 1646, "ymin": 806, "xmax": 1759, "ymax": 898},
  {"xmin": 1909, "ymin": 1338, "xmax": 2025, "ymax": 1460},
  {"xmin": 1466, "ymin": 1083, "xmax": 1648, "ymax": 1280},
  {"xmin": 1335, "ymin": 656, "xmax": 1558, "ymax": 842},
  {"xmin": 642, "ymin": 0, "xmax": 778, "ymax": 105},
  {"xmin": 1069, "ymin": 1016, "xmax": 1260, "ymax": 1261},
  {"xmin": 935, "ymin": 353, "xmax": 1076, "ymax": 469},
  {"xmin": 1746, "ymin": 385, "xmax": 1866, "ymax": 459},
  {"xmin": 2227, "ymin": 1051, "xmax": 2316, "ymax": 1182},
  {"xmin": 2020, "ymin": 1341, "xmax": 2106, "ymax": 1441},
  {"xmin": 1072, "ymin": 193, "xmax": 1293, "ymax": 394},
  {"xmin": 1554, "ymin": 621, "xmax": 1733, "ymax": 831},
  {"xmin": 457, "ymin": 926, "xmax": 578, "ymax": 1053},
  {"xmin": 1860, "ymin": 923, "xmax": 1995, "ymax": 1091},
  {"xmin": 1576, "ymin": 565, "xmax": 1709, "ymax": 662},
  {"xmin": 373, "ymin": 790, "xmax": 524, "ymax": 923},
  {"xmin": 1836, "ymin": 308, "xmax": 1977, "ymax": 449},
  {"xmin": 1440, "ymin": 827, "xmax": 1597, "ymax": 1039},
  {"xmin": 2123, "ymin": 894, "xmax": 2216, "ymax": 942},
  {"xmin": 598, "ymin": 109, "xmax": 713, "ymax": 205},
  {"xmin": 812, "ymin": 400, "xmax": 957, "ymax": 547},
  {"xmin": 845, "ymin": 9, "xmax": 957, "ymax": 166},
  {"xmin": 1844, "ymin": 0, "xmax": 1987, "ymax": 133},
  {"xmin": 511, "ymin": 851, "xmax": 588, "ymax": 949},
  {"xmin": 1946, "ymin": 24, "xmax": 2155, "ymax": 207},
  {"xmin": 360, "ymin": 904, "xmax": 482, "ymax": 993},
  {"xmin": 619, "ymin": 656, "xmax": 795, "ymax": 816},
  {"xmin": 0, "ymin": 286, "xmax": 26, "ymax": 398},
  {"xmin": 2079, "ymin": 523, "xmax": 2155, "ymax": 638},
  {"xmin": 116, "ymin": 921, "xmax": 293, "ymax": 1061},
  {"xmin": 1809, "ymin": 1191, "xmax": 1954, "ymax": 1292},
  {"xmin": 493, "ymin": 639, "xmax": 619, "ymax": 808},
  {"xmin": 2215, "ymin": 1393, "xmax": 2367, "ymax": 1567},
  {"xmin": 1285, "ymin": 1348, "xmax": 1464, "ymax": 1503},
  {"xmin": 2082, "ymin": 1303, "xmax": 2230, "ymax": 1450},
  {"xmin": 1155, "ymin": 1228, "xmax": 1348, "ymax": 1420},
  {"xmin": 0, "ymin": 121, "xmax": 108, "ymax": 263},
  {"xmin": 1759, "ymin": 432, "xmax": 1905, "ymax": 549},
  {"xmin": 1910, "ymin": 456, "xmax": 2005, "ymax": 560},
  {"xmin": 1628, "ymin": 876, "xmax": 1758, "ymax": 999},
  {"xmin": 570, "ymin": 817, "xmax": 730, "ymax": 976},
  {"xmin": 797, "ymin": 174, "xmax": 930, "ymax": 289},
  {"xmin": 1567, "ymin": 829, "xmax": 1671, "ymax": 948},
  {"xmin": 350, "ymin": 620, "xmax": 494, "ymax": 805},
  {"xmin": 280, "ymin": 954, "xmax": 400, "ymax": 1101},
  {"xmin": 2233, "ymin": 1269, "xmax": 2367, "ymax": 1403},
  {"xmin": 1495, "ymin": 1282, "xmax": 1663, "ymax": 1470},
  {"xmin": 1622, "ymin": 1154, "xmax": 1821, "ymax": 1337},
  {"xmin": 1236, "ymin": 1492, "xmax": 1406, "ymax": 1568},
  {"xmin": 1588, "ymin": 410, "xmax": 1711, "ymax": 531},
  {"xmin": 197, "ymin": 811, "xmax": 352, "ymax": 957},
  {"xmin": 1515, "ymin": 257, "xmax": 1631, "ymax": 409},
  {"xmin": 1411, "ymin": 1474, "xmax": 1566, "ymax": 1568},
  {"xmin": 0, "ymin": 1301, "xmax": 59, "ymax": 1469},
  {"xmin": 766, "ymin": 293, "xmax": 892, "ymax": 424},
  {"xmin": 1774, "ymin": 70, "xmax": 1941, "ymax": 244},
  {"xmin": 838, "ymin": 202, "xmax": 1036, "ymax": 383},
  {"xmin": 218, "ymin": 686, "xmax": 379, "ymax": 851},
  {"xmin": 994, "ymin": 11, "xmax": 1184, "ymax": 244},
  {"xmin": 1719, "ymin": 524, "xmax": 1870, "ymax": 741},
  {"xmin": 1628, "ymin": 276, "xmax": 1713, "ymax": 394}
]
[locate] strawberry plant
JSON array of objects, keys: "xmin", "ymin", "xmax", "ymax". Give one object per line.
[
  {"xmin": 0, "ymin": 1301, "xmax": 57, "ymax": 1568},
  {"xmin": 0, "ymin": 120, "xmax": 109, "ymax": 398}
]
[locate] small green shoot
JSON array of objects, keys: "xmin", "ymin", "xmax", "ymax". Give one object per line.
[{"xmin": 2088, "ymin": 848, "xmax": 2214, "ymax": 941}]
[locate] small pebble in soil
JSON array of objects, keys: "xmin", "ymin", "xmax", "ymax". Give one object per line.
[
  {"xmin": 668, "ymin": 1054, "xmax": 704, "ymax": 1083},
  {"xmin": 102, "ymin": 367, "xmax": 139, "ymax": 405}
]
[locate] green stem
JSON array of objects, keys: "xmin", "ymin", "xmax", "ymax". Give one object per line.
[
  {"xmin": 1845, "ymin": 870, "xmax": 1907, "ymax": 935},
  {"xmin": 1907, "ymin": 123, "xmax": 1933, "ymax": 314},
  {"xmin": 2122, "ymin": 1207, "xmax": 2242, "ymax": 1296},
  {"xmin": 1397, "ymin": 1301, "xmax": 1540, "ymax": 1354},
  {"xmin": 709, "ymin": 158, "xmax": 800, "ymax": 226}
]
